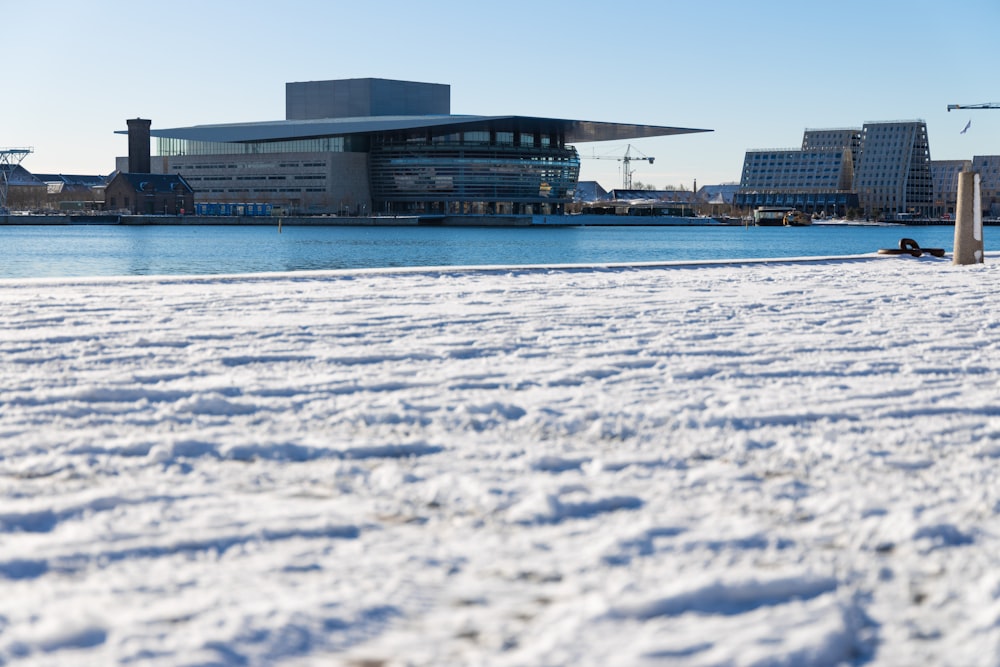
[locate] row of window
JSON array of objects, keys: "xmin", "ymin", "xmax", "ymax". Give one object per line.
[
  {"xmin": 744, "ymin": 167, "xmax": 843, "ymax": 174},
  {"xmin": 862, "ymin": 127, "xmax": 926, "ymax": 135},
  {"xmin": 158, "ymin": 137, "xmax": 344, "ymax": 156},
  {"xmin": 200, "ymin": 187, "xmax": 327, "ymax": 194},
  {"xmin": 744, "ymin": 166, "xmax": 844, "ymax": 174},
  {"xmin": 391, "ymin": 131, "xmax": 555, "ymax": 149},
  {"xmin": 184, "ymin": 175, "xmax": 326, "ymax": 183},
  {"xmin": 747, "ymin": 152, "xmax": 844, "ymax": 160},
  {"xmin": 856, "ymin": 182, "xmax": 932, "ymax": 189},
  {"xmin": 859, "ymin": 161, "xmax": 926, "ymax": 168},
  {"xmin": 369, "ymin": 146, "xmax": 580, "ymax": 203},
  {"xmin": 169, "ymin": 161, "xmax": 328, "ymax": 170}
]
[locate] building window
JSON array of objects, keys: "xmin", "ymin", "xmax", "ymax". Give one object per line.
[{"xmin": 463, "ymin": 131, "xmax": 489, "ymax": 145}]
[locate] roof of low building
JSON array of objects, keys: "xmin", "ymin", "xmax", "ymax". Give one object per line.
[
  {"xmin": 573, "ymin": 181, "xmax": 611, "ymax": 202},
  {"xmin": 610, "ymin": 189, "xmax": 704, "ymax": 203},
  {"xmin": 0, "ymin": 165, "xmax": 45, "ymax": 186},
  {"xmin": 34, "ymin": 174, "xmax": 109, "ymax": 187},
  {"xmin": 109, "ymin": 172, "xmax": 193, "ymax": 193},
  {"xmin": 698, "ymin": 183, "xmax": 741, "ymax": 204}
]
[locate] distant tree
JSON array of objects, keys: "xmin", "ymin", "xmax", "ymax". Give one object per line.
[
  {"xmin": 631, "ymin": 181, "xmax": 657, "ymax": 191},
  {"xmin": 8, "ymin": 185, "xmax": 48, "ymax": 210}
]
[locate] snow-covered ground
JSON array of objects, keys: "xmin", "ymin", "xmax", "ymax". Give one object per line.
[{"xmin": 3, "ymin": 254, "xmax": 1000, "ymax": 666}]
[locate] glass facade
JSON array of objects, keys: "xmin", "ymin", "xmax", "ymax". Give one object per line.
[
  {"xmin": 972, "ymin": 156, "xmax": 1000, "ymax": 217},
  {"xmin": 734, "ymin": 190, "xmax": 859, "ymax": 214},
  {"xmin": 368, "ymin": 128, "xmax": 580, "ymax": 214},
  {"xmin": 740, "ymin": 148, "xmax": 852, "ymax": 191},
  {"xmin": 854, "ymin": 122, "xmax": 932, "ymax": 218}
]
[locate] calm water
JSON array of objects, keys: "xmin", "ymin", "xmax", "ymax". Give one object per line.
[{"xmin": 0, "ymin": 224, "xmax": 980, "ymax": 279}]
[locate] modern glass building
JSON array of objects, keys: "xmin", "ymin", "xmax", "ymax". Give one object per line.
[
  {"xmin": 125, "ymin": 78, "xmax": 709, "ymax": 216},
  {"xmin": 365, "ymin": 119, "xmax": 582, "ymax": 215}
]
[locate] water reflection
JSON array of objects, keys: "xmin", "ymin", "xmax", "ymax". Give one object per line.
[{"xmin": 0, "ymin": 224, "xmax": 974, "ymax": 279}]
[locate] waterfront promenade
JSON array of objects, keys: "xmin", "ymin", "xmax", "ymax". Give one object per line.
[{"xmin": 4, "ymin": 213, "xmax": 992, "ymax": 228}]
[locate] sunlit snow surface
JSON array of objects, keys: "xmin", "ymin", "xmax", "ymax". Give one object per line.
[{"xmin": 3, "ymin": 255, "xmax": 1000, "ymax": 666}]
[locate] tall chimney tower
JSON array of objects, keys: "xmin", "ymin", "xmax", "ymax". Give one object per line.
[{"xmin": 126, "ymin": 118, "xmax": 151, "ymax": 173}]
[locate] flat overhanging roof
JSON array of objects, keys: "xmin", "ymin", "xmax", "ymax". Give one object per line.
[
  {"xmin": 119, "ymin": 115, "xmax": 710, "ymax": 144},
  {"xmin": 558, "ymin": 118, "xmax": 710, "ymax": 143}
]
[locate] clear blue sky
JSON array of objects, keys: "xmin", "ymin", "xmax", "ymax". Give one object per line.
[{"xmin": 5, "ymin": 0, "xmax": 998, "ymax": 190}]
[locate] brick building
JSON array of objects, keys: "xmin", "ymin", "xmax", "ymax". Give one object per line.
[{"xmin": 105, "ymin": 172, "xmax": 194, "ymax": 214}]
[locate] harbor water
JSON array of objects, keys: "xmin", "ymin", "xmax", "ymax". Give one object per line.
[{"xmin": 0, "ymin": 223, "xmax": 982, "ymax": 279}]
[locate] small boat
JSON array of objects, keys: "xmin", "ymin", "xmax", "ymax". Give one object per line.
[
  {"xmin": 753, "ymin": 207, "xmax": 788, "ymax": 226},
  {"xmin": 783, "ymin": 210, "xmax": 811, "ymax": 226},
  {"xmin": 751, "ymin": 207, "xmax": 812, "ymax": 227}
]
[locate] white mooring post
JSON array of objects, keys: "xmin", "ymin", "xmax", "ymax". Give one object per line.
[{"xmin": 953, "ymin": 171, "xmax": 984, "ymax": 265}]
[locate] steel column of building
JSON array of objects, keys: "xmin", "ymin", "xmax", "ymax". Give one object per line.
[
  {"xmin": 127, "ymin": 118, "xmax": 152, "ymax": 174},
  {"xmin": 947, "ymin": 103, "xmax": 1000, "ymax": 111},
  {"xmin": 0, "ymin": 147, "xmax": 33, "ymax": 212}
]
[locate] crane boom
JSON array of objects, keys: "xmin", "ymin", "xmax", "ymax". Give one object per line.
[
  {"xmin": 585, "ymin": 144, "xmax": 655, "ymax": 189},
  {"xmin": 947, "ymin": 103, "xmax": 1000, "ymax": 111}
]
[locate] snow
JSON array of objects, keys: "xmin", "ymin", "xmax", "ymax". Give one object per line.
[{"xmin": 2, "ymin": 254, "xmax": 1000, "ymax": 665}]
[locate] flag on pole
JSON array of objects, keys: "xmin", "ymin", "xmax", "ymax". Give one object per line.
[{"xmin": 961, "ymin": 120, "xmax": 972, "ymax": 134}]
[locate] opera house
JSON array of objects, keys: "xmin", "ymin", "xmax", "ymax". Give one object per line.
[{"xmin": 120, "ymin": 78, "xmax": 709, "ymax": 216}]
